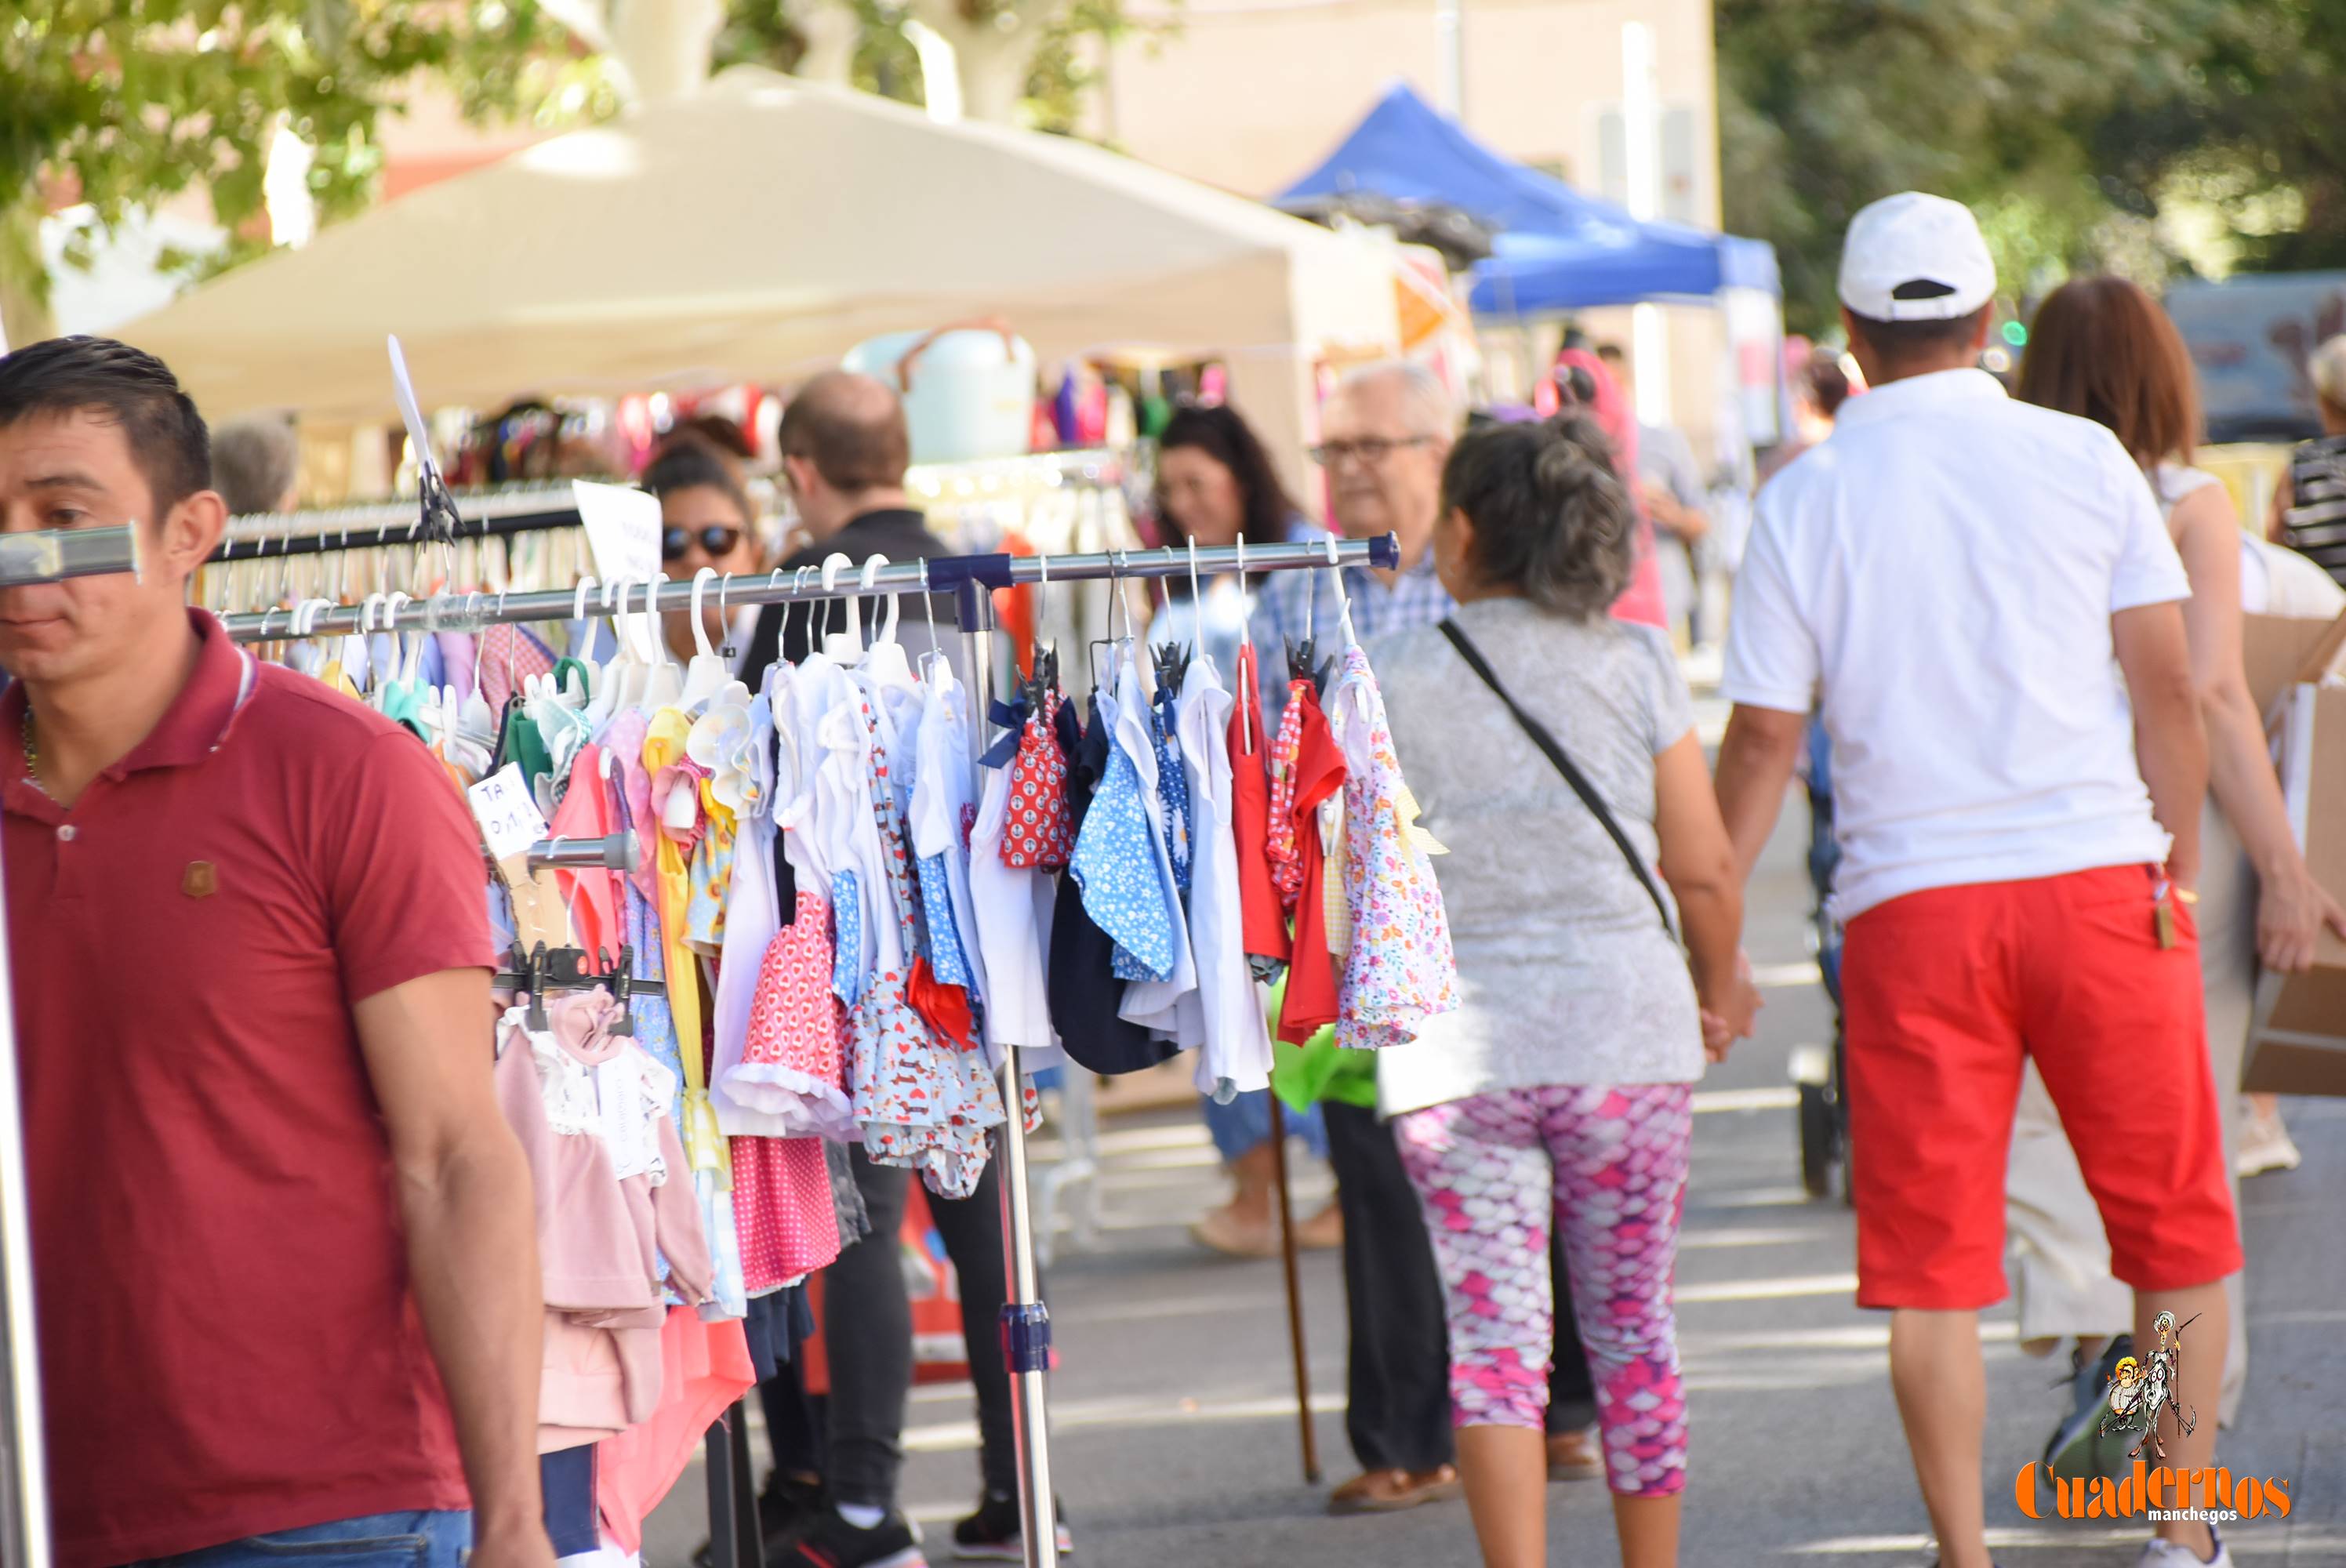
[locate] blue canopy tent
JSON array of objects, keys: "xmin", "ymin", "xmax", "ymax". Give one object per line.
[{"xmin": 1277, "ymin": 83, "xmax": 1778, "ymax": 314}]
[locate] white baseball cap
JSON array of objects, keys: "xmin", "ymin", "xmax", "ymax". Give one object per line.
[{"xmin": 1837, "ymin": 192, "xmax": 1996, "ymax": 321}]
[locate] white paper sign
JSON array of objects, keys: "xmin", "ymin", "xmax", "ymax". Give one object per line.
[
  {"xmin": 574, "ymin": 479, "xmax": 663, "ymax": 587},
  {"xmin": 467, "ymin": 762, "xmax": 551, "ymax": 863}
]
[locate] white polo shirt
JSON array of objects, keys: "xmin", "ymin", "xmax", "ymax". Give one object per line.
[{"xmin": 1723, "ymin": 368, "xmax": 2191, "ymax": 918}]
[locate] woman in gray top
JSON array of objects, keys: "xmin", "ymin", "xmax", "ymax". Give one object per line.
[{"xmin": 1373, "ymin": 416, "xmax": 1756, "ymax": 1568}]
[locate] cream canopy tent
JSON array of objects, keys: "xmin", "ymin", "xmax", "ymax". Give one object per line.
[{"xmin": 115, "ymin": 67, "xmax": 1398, "ymax": 490}]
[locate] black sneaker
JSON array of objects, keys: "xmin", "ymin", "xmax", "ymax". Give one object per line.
[
  {"xmin": 779, "ymin": 1509, "xmax": 928, "ymax": 1568},
  {"xmin": 951, "ymin": 1494, "xmax": 1073, "ymax": 1560},
  {"xmin": 693, "ymin": 1472, "xmax": 828, "ymax": 1568}
]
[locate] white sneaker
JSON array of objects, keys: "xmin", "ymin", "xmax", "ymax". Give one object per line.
[
  {"xmin": 2137, "ymin": 1524, "xmax": 2230, "ymax": 1566},
  {"xmin": 2237, "ymin": 1108, "xmax": 2302, "ymax": 1177}
]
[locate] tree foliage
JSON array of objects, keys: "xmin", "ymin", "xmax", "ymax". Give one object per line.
[
  {"xmin": 0, "ymin": 0, "xmax": 612, "ymax": 342},
  {"xmin": 714, "ymin": 0, "xmax": 1170, "ymax": 132},
  {"xmin": 1717, "ymin": 0, "xmax": 2346, "ymax": 336}
]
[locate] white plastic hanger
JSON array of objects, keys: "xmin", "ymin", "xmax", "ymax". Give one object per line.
[
  {"xmin": 1324, "ymin": 534, "xmax": 1358, "ymax": 648},
  {"xmin": 460, "ymin": 594, "xmax": 499, "ymax": 739},
  {"xmin": 395, "ymin": 596, "xmax": 427, "ymax": 691},
  {"xmin": 603, "ymin": 575, "xmax": 649, "ymax": 714},
  {"xmin": 679, "ymin": 567, "xmax": 733, "ymax": 710},
  {"xmin": 859, "ymin": 554, "xmax": 913, "ymax": 688},
  {"xmin": 913, "ymin": 559, "xmax": 949, "ymax": 683},
  {"xmin": 1188, "ymin": 537, "xmax": 1208, "ymax": 663},
  {"xmin": 1234, "ymin": 539, "xmax": 1255, "ymax": 754},
  {"xmin": 773, "ymin": 564, "xmax": 814, "ymax": 664},
  {"xmin": 638, "ymin": 571, "xmax": 683, "ymax": 710},
  {"xmin": 1033, "ymin": 551, "xmax": 1055, "ymax": 666},
  {"xmin": 568, "ymin": 575, "xmax": 600, "ymax": 664},
  {"xmin": 820, "ymin": 553, "xmax": 863, "ymax": 662}
]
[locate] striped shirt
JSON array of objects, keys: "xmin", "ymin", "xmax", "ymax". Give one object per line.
[
  {"xmin": 1247, "ymin": 527, "xmax": 1452, "ymax": 717},
  {"xmin": 2282, "ymin": 434, "xmax": 2346, "ymax": 588}
]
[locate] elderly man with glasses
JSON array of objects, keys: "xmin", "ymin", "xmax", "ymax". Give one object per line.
[{"xmin": 1254, "ymin": 361, "xmax": 1457, "ymax": 662}]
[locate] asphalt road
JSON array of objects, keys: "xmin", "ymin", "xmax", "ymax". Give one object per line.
[{"xmin": 644, "ymin": 699, "xmax": 2345, "ymax": 1566}]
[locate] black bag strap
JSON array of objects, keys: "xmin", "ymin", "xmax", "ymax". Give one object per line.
[{"xmin": 1437, "ymin": 619, "xmax": 1676, "ymax": 941}]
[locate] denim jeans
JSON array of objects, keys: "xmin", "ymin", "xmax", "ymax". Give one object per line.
[
  {"xmin": 136, "ymin": 1511, "xmax": 471, "ymax": 1568},
  {"xmin": 1200, "ymin": 1085, "xmax": 1327, "ymax": 1164}
]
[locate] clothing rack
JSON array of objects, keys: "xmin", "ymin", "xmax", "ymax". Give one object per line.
[
  {"xmin": 212, "ymin": 531, "xmax": 1396, "ymax": 1568},
  {"xmin": 213, "ymin": 535, "xmax": 1395, "ymax": 645},
  {"xmin": 212, "ymin": 485, "xmax": 581, "ymax": 562}
]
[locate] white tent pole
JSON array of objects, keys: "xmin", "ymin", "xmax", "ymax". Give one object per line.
[
  {"xmin": 1622, "ymin": 20, "xmax": 1671, "ymax": 427},
  {"xmin": 1435, "ymin": 0, "xmax": 1465, "ymax": 118}
]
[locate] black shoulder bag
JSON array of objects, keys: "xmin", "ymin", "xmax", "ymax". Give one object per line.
[{"xmin": 1436, "ymin": 618, "xmax": 1677, "ymax": 941}]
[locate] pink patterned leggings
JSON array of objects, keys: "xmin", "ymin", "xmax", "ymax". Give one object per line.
[{"xmin": 1393, "ymin": 1083, "xmax": 1691, "ymax": 1496}]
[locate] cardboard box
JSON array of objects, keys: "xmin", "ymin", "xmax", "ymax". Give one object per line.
[
  {"xmin": 2242, "ymin": 622, "xmax": 2346, "ymax": 1095},
  {"xmin": 2240, "ymin": 611, "xmax": 2346, "ymax": 721}
]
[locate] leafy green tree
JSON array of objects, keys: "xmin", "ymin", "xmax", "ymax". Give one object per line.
[
  {"xmin": 0, "ymin": 0, "xmax": 612, "ymax": 345},
  {"xmin": 714, "ymin": 0, "xmax": 1170, "ymax": 132},
  {"xmin": 2090, "ymin": 0, "xmax": 2346, "ymax": 274},
  {"xmin": 1716, "ymin": 0, "xmax": 2218, "ymax": 334}
]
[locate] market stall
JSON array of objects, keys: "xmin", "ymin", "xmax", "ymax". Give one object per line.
[
  {"xmin": 112, "ymin": 67, "xmax": 1400, "ymax": 498},
  {"xmin": 1278, "ymin": 83, "xmax": 1781, "ymax": 445},
  {"xmin": 1279, "ymin": 82, "xmax": 1778, "ymax": 312}
]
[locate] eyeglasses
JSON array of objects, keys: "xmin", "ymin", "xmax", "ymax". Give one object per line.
[
  {"xmin": 662, "ymin": 524, "xmax": 743, "ymax": 561},
  {"xmin": 1309, "ymin": 435, "xmax": 1434, "ymax": 467}
]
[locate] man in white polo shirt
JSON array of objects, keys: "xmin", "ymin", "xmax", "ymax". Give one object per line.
[{"xmin": 1713, "ymin": 194, "xmax": 2241, "ymax": 1568}]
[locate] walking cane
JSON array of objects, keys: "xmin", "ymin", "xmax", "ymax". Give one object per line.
[{"xmin": 1265, "ymin": 1091, "xmax": 1322, "ymax": 1484}]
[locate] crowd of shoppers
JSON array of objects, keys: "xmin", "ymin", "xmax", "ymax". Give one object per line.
[
  {"xmin": 2006, "ymin": 277, "xmax": 2345, "ymax": 1434},
  {"xmin": 1714, "ymin": 194, "xmax": 2243, "ymax": 1568},
  {"xmin": 1266, "ymin": 191, "xmax": 2319, "ymax": 1568},
  {"xmin": 4, "ymin": 180, "xmax": 2333, "ymax": 1568},
  {"xmin": 1138, "ymin": 404, "xmax": 1346, "ymax": 1260}
]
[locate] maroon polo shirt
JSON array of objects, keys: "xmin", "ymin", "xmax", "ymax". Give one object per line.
[{"xmin": 1, "ymin": 610, "xmax": 494, "ymax": 1566}]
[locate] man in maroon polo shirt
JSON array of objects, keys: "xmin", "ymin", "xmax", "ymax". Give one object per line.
[{"xmin": 0, "ymin": 336, "xmax": 553, "ymax": 1568}]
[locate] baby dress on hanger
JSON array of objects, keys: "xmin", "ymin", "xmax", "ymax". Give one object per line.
[
  {"xmin": 1048, "ymin": 686, "xmax": 1178, "ymax": 1076},
  {"xmin": 844, "ymin": 689, "xmax": 1008, "ymax": 1199},
  {"xmin": 1151, "ymin": 684, "xmax": 1193, "ymax": 895},
  {"xmin": 1273, "ymin": 676, "xmax": 1347, "ymax": 1045},
  {"xmin": 1325, "ymin": 644, "xmax": 1459, "ymax": 1050},
  {"xmin": 1070, "ymin": 655, "xmax": 1177, "ymax": 984},
  {"xmin": 1000, "ymin": 685, "xmax": 1073, "ymax": 869},
  {"xmin": 1226, "ymin": 641, "xmax": 1291, "ymax": 969},
  {"xmin": 728, "ymin": 659, "xmax": 855, "ymax": 1139}
]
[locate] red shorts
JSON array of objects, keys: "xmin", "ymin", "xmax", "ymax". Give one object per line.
[{"xmin": 1839, "ymin": 864, "xmax": 2242, "ymax": 1311}]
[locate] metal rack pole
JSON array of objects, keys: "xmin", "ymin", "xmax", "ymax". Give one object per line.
[
  {"xmin": 213, "ymin": 535, "xmax": 1400, "ymax": 644},
  {"xmin": 0, "ymin": 525, "xmax": 140, "ymax": 590},
  {"xmin": 956, "ymin": 580, "xmax": 1056, "ymax": 1568},
  {"xmin": 212, "ymin": 485, "xmax": 581, "ymax": 562},
  {"xmin": 0, "ymin": 858, "xmax": 47, "ymax": 1568},
  {"xmin": 0, "ymin": 528, "xmax": 147, "ymax": 1568}
]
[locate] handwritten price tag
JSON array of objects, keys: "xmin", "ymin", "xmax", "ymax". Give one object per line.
[{"xmin": 467, "ymin": 763, "xmax": 550, "ymax": 863}]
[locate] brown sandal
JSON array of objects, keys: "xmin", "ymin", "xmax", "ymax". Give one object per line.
[
  {"xmin": 1546, "ymin": 1427, "xmax": 1603, "ymax": 1481},
  {"xmin": 1326, "ymin": 1465, "xmax": 1463, "ymax": 1515}
]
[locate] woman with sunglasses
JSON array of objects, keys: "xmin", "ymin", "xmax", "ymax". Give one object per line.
[{"xmin": 646, "ymin": 436, "xmax": 768, "ymax": 670}]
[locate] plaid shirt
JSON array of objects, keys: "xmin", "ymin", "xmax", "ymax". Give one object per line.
[{"xmin": 1247, "ymin": 528, "xmax": 1452, "ymax": 717}]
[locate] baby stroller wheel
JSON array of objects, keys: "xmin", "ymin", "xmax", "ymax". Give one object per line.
[{"xmin": 1790, "ymin": 1044, "xmax": 1840, "ymax": 1200}]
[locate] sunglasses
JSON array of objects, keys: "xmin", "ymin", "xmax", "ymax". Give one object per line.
[{"xmin": 662, "ymin": 524, "xmax": 743, "ymax": 561}]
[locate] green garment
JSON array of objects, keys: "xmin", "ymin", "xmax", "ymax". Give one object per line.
[{"xmin": 1262, "ymin": 972, "xmax": 1377, "ymax": 1111}]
